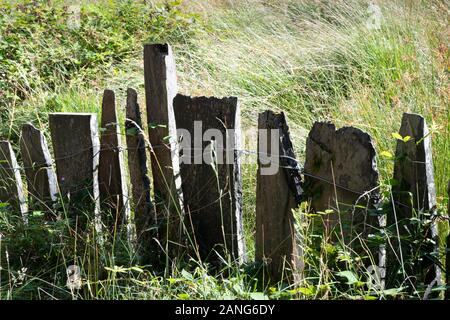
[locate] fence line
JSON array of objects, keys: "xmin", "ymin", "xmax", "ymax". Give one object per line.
[{"xmin": 0, "ymin": 43, "xmax": 448, "ymax": 295}]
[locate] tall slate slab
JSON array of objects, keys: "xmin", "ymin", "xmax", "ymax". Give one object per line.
[
  {"xmin": 143, "ymin": 43, "xmax": 185, "ymax": 256},
  {"xmin": 98, "ymin": 89, "xmax": 131, "ymax": 230},
  {"xmin": 304, "ymin": 122, "xmax": 381, "ymax": 270},
  {"xmin": 389, "ymin": 113, "xmax": 442, "ymax": 294},
  {"xmin": 173, "ymin": 94, "xmax": 246, "ymax": 265},
  {"xmin": 0, "ymin": 141, "xmax": 28, "ymax": 218},
  {"xmin": 49, "ymin": 113, "xmax": 100, "ymax": 227},
  {"xmin": 255, "ymin": 110, "xmax": 303, "ymax": 283},
  {"xmin": 20, "ymin": 123, "xmax": 58, "ymax": 212},
  {"xmin": 125, "ymin": 88, "xmax": 152, "ymax": 241}
]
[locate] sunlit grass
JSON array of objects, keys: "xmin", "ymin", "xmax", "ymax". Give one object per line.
[{"xmin": 0, "ymin": 0, "xmax": 448, "ymax": 299}]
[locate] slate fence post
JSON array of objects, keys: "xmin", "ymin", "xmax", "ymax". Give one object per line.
[{"xmin": 255, "ymin": 110, "xmax": 303, "ymax": 284}]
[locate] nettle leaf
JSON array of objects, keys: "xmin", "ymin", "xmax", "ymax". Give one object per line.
[
  {"xmin": 0, "ymin": 202, "xmax": 10, "ymax": 208},
  {"xmin": 392, "ymin": 132, "xmax": 403, "ymax": 140},
  {"xmin": 167, "ymin": 278, "xmax": 184, "ymax": 284},
  {"xmin": 324, "ymin": 243, "xmax": 337, "ymax": 255},
  {"xmin": 336, "ymin": 271, "xmax": 359, "ymax": 285},
  {"xmin": 337, "ymin": 254, "xmax": 352, "ymax": 263},
  {"xmin": 296, "ymin": 286, "xmax": 315, "ymax": 297},
  {"xmin": 268, "ymin": 287, "xmax": 277, "ymax": 294},
  {"xmin": 32, "ymin": 211, "xmax": 44, "ymax": 217},
  {"xmin": 177, "ymin": 293, "xmax": 190, "ymax": 300},
  {"xmin": 355, "ymin": 281, "xmax": 366, "ymax": 287}
]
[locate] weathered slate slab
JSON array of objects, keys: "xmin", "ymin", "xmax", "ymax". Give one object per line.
[
  {"xmin": 49, "ymin": 113, "xmax": 100, "ymax": 225},
  {"xmin": 304, "ymin": 122, "xmax": 382, "ymax": 280},
  {"xmin": 389, "ymin": 113, "xmax": 441, "ymax": 293},
  {"xmin": 20, "ymin": 123, "xmax": 58, "ymax": 212},
  {"xmin": 98, "ymin": 89, "xmax": 131, "ymax": 230},
  {"xmin": 173, "ymin": 94, "xmax": 246, "ymax": 264},
  {"xmin": 0, "ymin": 141, "xmax": 28, "ymax": 218},
  {"xmin": 304, "ymin": 122, "xmax": 380, "ymax": 236},
  {"xmin": 125, "ymin": 88, "xmax": 152, "ymax": 241},
  {"xmin": 255, "ymin": 110, "xmax": 303, "ymax": 283},
  {"xmin": 143, "ymin": 43, "xmax": 185, "ymax": 255}
]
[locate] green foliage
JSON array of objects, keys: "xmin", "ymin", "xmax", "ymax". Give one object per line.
[
  {"xmin": 0, "ymin": 205, "xmax": 261, "ymax": 299},
  {"xmin": 0, "ymin": 0, "xmax": 201, "ymax": 138}
]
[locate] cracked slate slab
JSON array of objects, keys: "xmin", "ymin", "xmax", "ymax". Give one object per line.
[{"xmin": 304, "ymin": 122, "xmax": 381, "ymax": 239}]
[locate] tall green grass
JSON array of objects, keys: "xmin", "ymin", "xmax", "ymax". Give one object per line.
[{"xmin": 0, "ymin": 0, "xmax": 448, "ymax": 299}]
